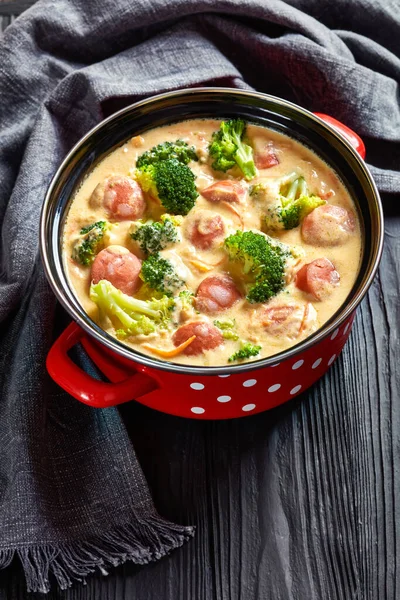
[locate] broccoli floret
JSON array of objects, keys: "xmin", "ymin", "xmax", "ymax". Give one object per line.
[
  {"xmin": 135, "ymin": 159, "xmax": 198, "ymax": 215},
  {"xmin": 90, "ymin": 279, "xmax": 174, "ymax": 337},
  {"xmin": 224, "ymin": 230, "xmax": 287, "ymax": 304},
  {"xmin": 178, "ymin": 290, "xmax": 195, "ymax": 310},
  {"xmin": 264, "ymin": 174, "xmax": 325, "ymax": 230},
  {"xmin": 280, "ymin": 176, "xmax": 325, "ymax": 229},
  {"xmin": 131, "ymin": 217, "xmax": 178, "ymax": 255},
  {"xmin": 72, "ymin": 221, "xmax": 109, "ymax": 266},
  {"xmin": 249, "ymin": 183, "xmax": 264, "ymax": 197},
  {"xmin": 136, "ymin": 140, "xmax": 198, "ymax": 168},
  {"xmin": 161, "ymin": 213, "xmax": 183, "ymax": 226},
  {"xmin": 251, "ymin": 171, "xmax": 297, "ymax": 202},
  {"xmin": 214, "ymin": 319, "xmax": 239, "ymax": 341},
  {"xmin": 79, "ymin": 222, "xmax": 105, "ymax": 235},
  {"xmin": 209, "ymin": 119, "xmax": 257, "ymax": 180},
  {"xmin": 175, "ymin": 290, "xmax": 197, "ymax": 319},
  {"xmin": 141, "ymin": 254, "xmax": 184, "ymax": 296},
  {"xmin": 228, "ymin": 341, "xmax": 262, "ymax": 362}
]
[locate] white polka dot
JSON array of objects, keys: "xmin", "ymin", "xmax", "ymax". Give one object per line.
[
  {"xmin": 268, "ymin": 383, "xmax": 281, "ymax": 393},
  {"xmin": 218, "ymin": 375, "xmax": 231, "ymax": 378},
  {"xmin": 343, "ymin": 323, "xmax": 350, "ymax": 335},
  {"xmin": 270, "ymin": 362, "xmax": 280, "ymax": 368},
  {"xmin": 190, "ymin": 382, "xmax": 204, "ymax": 390},
  {"xmin": 290, "ymin": 384, "xmax": 302, "ymax": 395},
  {"xmin": 330, "ymin": 328, "xmax": 339, "ymax": 340},
  {"xmin": 191, "ymin": 406, "xmax": 205, "ymax": 414},
  {"xmin": 292, "ymin": 359, "xmax": 304, "ymax": 370},
  {"xmin": 243, "ymin": 379, "xmax": 257, "ymax": 387},
  {"xmin": 217, "ymin": 395, "xmax": 231, "ymax": 403},
  {"xmin": 328, "ymin": 354, "xmax": 337, "ymax": 366},
  {"xmin": 242, "ymin": 403, "xmax": 256, "ymax": 412},
  {"xmin": 312, "ymin": 358, "xmax": 322, "ymax": 369}
]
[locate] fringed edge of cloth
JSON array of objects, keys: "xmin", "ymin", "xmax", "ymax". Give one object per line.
[{"xmin": 0, "ymin": 514, "xmax": 195, "ymax": 593}]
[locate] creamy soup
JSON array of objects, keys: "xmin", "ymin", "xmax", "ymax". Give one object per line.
[{"xmin": 63, "ymin": 119, "xmax": 362, "ymax": 366}]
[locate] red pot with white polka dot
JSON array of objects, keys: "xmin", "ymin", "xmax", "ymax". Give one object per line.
[
  {"xmin": 46, "ymin": 316, "xmax": 355, "ymax": 419},
  {"xmin": 42, "ymin": 89, "xmax": 384, "ymax": 419}
]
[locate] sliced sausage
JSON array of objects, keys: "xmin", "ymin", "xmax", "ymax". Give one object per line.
[
  {"xmin": 91, "ymin": 246, "xmax": 142, "ymax": 295},
  {"xmin": 195, "ymin": 275, "xmax": 241, "ymax": 314},
  {"xmin": 90, "ymin": 175, "xmax": 146, "ymax": 220},
  {"xmin": 186, "ymin": 211, "xmax": 225, "ymax": 250},
  {"xmin": 301, "ymin": 204, "xmax": 355, "ymax": 246},
  {"xmin": 259, "ymin": 301, "xmax": 317, "ymax": 339},
  {"xmin": 201, "ymin": 181, "xmax": 246, "ymax": 204},
  {"xmin": 254, "ymin": 144, "xmax": 280, "ymax": 169},
  {"xmin": 172, "ymin": 321, "xmax": 224, "ymax": 355},
  {"xmin": 296, "ymin": 258, "xmax": 340, "ymax": 301}
]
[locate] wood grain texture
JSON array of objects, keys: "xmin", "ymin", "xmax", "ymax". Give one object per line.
[
  {"xmin": 0, "ymin": 1, "xmax": 36, "ymax": 15},
  {"xmin": 0, "ymin": 0, "xmax": 36, "ymax": 34},
  {"xmin": 0, "ymin": 207, "xmax": 398, "ymax": 599},
  {"xmin": 0, "ymin": 0, "xmax": 398, "ymax": 595}
]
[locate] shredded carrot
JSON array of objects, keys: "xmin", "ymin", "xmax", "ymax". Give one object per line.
[
  {"xmin": 299, "ymin": 303, "xmax": 310, "ymax": 334},
  {"xmin": 189, "ymin": 259, "xmax": 214, "ymax": 273},
  {"xmin": 142, "ymin": 335, "xmax": 196, "ymax": 358},
  {"xmin": 221, "ymin": 201, "xmax": 244, "ymax": 228},
  {"xmin": 189, "ymin": 257, "xmax": 225, "ymax": 272}
]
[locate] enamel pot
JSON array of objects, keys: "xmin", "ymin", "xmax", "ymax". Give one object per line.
[{"xmin": 40, "ymin": 88, "xmax": 383, "ymax": 419}]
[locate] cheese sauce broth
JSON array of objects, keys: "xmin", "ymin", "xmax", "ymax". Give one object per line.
[{"xmin": 63, "ymin": 119, "xmax": 362, "ymax": 366}]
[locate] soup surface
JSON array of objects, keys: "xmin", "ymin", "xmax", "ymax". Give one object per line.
[{"xmin": 63, "ymin": 119, "xmax": 362, "ymax": 366}]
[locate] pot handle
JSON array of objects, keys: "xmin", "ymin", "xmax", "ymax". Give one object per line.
[
  {"xmin": 46, "ymin": 322, "xmax": 158, "ymax": 408},
  {"xmin": 313, "ymin": 113, "xmax": 366, "ymax": 159}
]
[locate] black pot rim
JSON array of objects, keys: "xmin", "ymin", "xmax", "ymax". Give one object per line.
[{"xmin": 40, "ymin": 87, "xmax": 384, "ymax": 376}]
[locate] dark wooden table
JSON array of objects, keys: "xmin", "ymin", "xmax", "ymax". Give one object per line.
[
  {"xmin": 1, "ymin": 5, "xmax": 399, "ymax": 600},
  {"xmin": 0, "ymin": 195, "xmax": 398, "ymax": 598},
  {"xmin": 0, "ymin": 0, "xmax": 35, "ymax": 31}
]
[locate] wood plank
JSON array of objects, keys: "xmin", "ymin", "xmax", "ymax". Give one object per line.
[
  {"xmin": 0, "ymin": 2, "xmax": 36, "ymax": 16},
  {"xmin": 0, "ymin": 213, "xmax": 398, "ymax": 599}
]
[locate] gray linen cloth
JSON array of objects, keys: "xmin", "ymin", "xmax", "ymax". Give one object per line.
[{"xmin": 0, "ymin": 0, "xmax": 399, "ymax": 593}]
